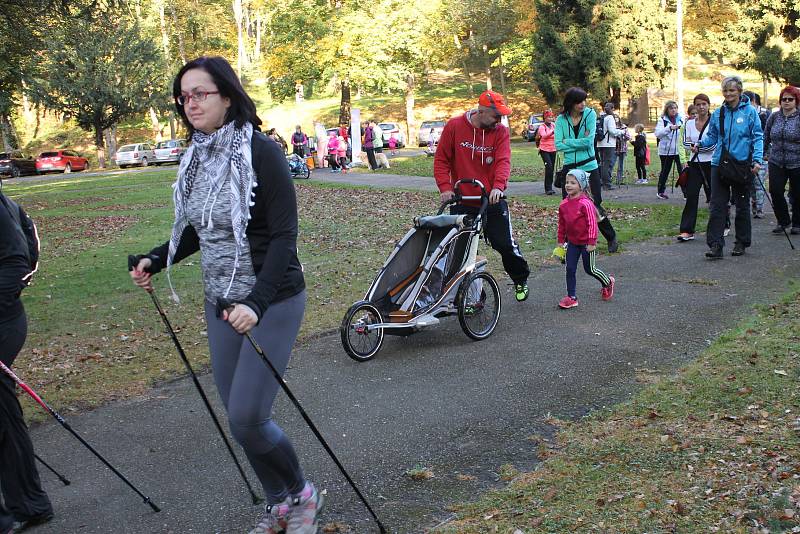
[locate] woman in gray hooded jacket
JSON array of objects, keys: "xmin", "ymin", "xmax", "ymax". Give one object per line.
[{"xmin": 764, "ymin": 85, "xmax": 800, "ymax": 235}]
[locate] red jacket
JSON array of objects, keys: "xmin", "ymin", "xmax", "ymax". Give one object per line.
[
  {"xmin": 557, "ymin": 194, "xmax": 599, "ymax": 246},
  {"xmin": 433, "ymin": 111, "xmax": 511, "ymax": 201}
]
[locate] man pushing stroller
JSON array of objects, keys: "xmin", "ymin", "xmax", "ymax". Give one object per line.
[{"xmin": 433, "ymin": 90, "xmax": 531, "ymax": 302}]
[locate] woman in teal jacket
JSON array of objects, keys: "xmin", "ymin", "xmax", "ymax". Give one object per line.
[
  {"xmin": 693, "ymin": 75, "xmax": 764, "ymax": 259},
  {"xmin": 555, "ymin": 87, "xmax": 618, "ymax": 252}
]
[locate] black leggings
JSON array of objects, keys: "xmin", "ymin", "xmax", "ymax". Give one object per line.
[
  {"xmin": 0, "ymin": 311, "xmax": 52, "ymax": 529},
  {"xmin": 679, "ymin": 162, "xmax": 711, "ymax": 234},
  {"xmin": 539, "ymin": 150, "xmax": 556, "ymax": 192},
  {"xmin": 635, "ymin": 156, "xmax": 647, "ymax": 181},
  {"xmin": 658, "ymin": 154, "xmax": 682, "ymax": 194},
  {"xmin": 768, "ymin": 163, "xmax": 800, "ymax": 228}
]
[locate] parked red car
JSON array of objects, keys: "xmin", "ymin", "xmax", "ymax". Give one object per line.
[{"xmin": 36, "ymin": 150, "xmax": 90, "ymax": 174}]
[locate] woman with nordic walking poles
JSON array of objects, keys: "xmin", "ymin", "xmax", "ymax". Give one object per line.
[
  {"xmin": 0, "ymin": 188, "xmax": 54, "ymax": 533},
  {"xmin": 129, "ymin": 56, "xmax": 322, "ymax": 534},
  {"xmin": 654, "ymin": 100, "xmax": 684, "ymax": 199},
  {"xmin": 554, "ymin": 87, "xmax": 619, "ymax": 253},
  {"xmin": 764, "ymin": 85, "xmax": 800, "ymax": 236},
  {"xmin": 693, "ymin": 75, "xmax": 764, "ymax": 259},
  {"xmin": 677, "ymin": 93, "xmax": 715, "ymax": 242}
]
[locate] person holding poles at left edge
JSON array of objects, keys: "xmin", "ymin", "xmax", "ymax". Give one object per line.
[
  {"xmin": 0, "ymin": 187, "xmax": 54, "ymax": 533},
  {"xmin": 129, "ymin": 56, "xmax": 322, "ymax": 534},
  {"xmin": 434, "ymin": 89, "xmax": 531, "ymax": 302}
]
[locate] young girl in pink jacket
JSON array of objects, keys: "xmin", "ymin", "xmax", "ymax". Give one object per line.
[{"xmin": 557, "ymin": 169, "xmax": 615, "ymax": 309}]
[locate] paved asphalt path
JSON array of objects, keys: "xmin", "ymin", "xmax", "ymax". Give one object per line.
[{"xmin": 26, "ymin": 172, "xmax": 799, "ymax": 533}]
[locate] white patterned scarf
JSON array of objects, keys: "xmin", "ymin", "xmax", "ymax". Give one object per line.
[{"xmin": 166, "ymin": 121, "xmax": 257, "ymax": 301}]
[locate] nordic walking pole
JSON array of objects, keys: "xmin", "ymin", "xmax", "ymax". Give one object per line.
[
  {"xmin": 127, "ymin": 256, "xmax": 262, "ymax": 505},
  {"xmin": 217, "ymin": 298, "xmax": 388, "ymax": 534},
  {"xmin": 754, "ymin": 172, "xmax": 795, "ymax": 249},
  {"xmin": 0, "ymin": 361, "xmax": 160, "ymax": 512},
  {"xmin": 34, "ymin": 454, "xmax": 70, "ymax": 486}
]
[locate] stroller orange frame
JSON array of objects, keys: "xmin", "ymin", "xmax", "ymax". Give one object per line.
[{"xmin": 340, "ymin": 179, "xmax": 502, "ymax": 361}]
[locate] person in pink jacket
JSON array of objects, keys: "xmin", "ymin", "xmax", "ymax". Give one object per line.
[
  {"xmin": 326, "ymin": 132, "xmax": 340, "ymax": 172},
  {"xmin": 336, "ymin": 135, "xmax": 348, "ymax": 173},
  {"xmin": 536, "ymin": 110, "xmax": 557, "ymax": 194},
  {"xmin": 556, "ymin": 169, "xmax": 615, "ymax": 309}
]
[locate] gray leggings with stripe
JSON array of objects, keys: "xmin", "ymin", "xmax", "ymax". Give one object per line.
[{"xmin": 204, "ymin": 290, "xmax": 306, "ymax": 505}]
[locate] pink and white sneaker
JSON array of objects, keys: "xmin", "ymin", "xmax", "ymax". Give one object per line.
[
  {"xmin": 249, "ymin": 499, "xmax": 290, "ymax": 534},
  {"xmin": 601, "ymin": 276, "xmax": 615, "ymax": 301},
  {"xmin": 558, "ymin": 296, "xmax": 579, "ymax": 309},
  {"xmin": 285, "ymin": 482, "xmax": 324, "ymax": 534}
]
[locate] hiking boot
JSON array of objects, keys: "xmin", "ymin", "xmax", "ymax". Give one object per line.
[
  {"xmin": 772, "ymin": 225, "xmax": 787, "ymax": 234},
  {"xmin": 677, "ymin": 233, "xmax": 695, "ymax": 242},
  {"xmin": 656, "ymin": 192, "xmax": 669, "ymax": 199},
  {"xmin": 731, "ymin": 243, "xmax": 746, "ymax": 256},
  {"xmin": 723, "ymin": 228, "xmax": 731, "ymax": 237},
  {"xmin": 285, "ymin": 483, "xmax": 324, "ymax": 534},
  {"xmin": 601, "ymin": 276, "xmax": 615, "ymax": 301},
  {"xmin": 249, "ymin": 500, "xmax": 290, "ymax": 534},
  {"xmin": 558, "ymin": 296, "xmax": 579, "ymax": 309},
  {"xmin": 607, "ymin": 239, "xmax": 619, "ymax": 253},
  {"xmin": 705, "ymin": 244, "xmax": 723, "ymax": 260},
  {"xmin": 514, "ymin": 283, "xmax": 529, "ymax": 302},
  {"xmin": 754, "ymin": 210, "xmax": 764, "ymax": 219}
]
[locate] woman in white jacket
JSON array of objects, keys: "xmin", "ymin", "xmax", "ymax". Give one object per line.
[
  {"xmin": 677, "ymin": 93, "xmax": 716, "ymax": 241},
  {"xmin": 654, "ymin": 100, "xmax": 684, "ymax": 199}
]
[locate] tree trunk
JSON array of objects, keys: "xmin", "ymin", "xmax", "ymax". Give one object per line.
[
  {"xmin": 95, "ymin": 124, "xmax": 107, "ymax": 169},
  {"xmin": 32, "ymin": 104, "xmax": 40, "ymax": 139},
  {"xmin": 0, "ymin": 114, "xmax": 16, "ymax": 151},
  {"xmin": 169, "ymin": 3, "xmax": 187, "ymax": 64},
  {"xmin": 498, "ymin": 49, "xmax": 507, "ymax": 96},
  {"xmin": 462, "ymin": 58, "xmax": 473, "ymax": 97},
  {"xmin": 169, "ymin": 113, "xmax": 176, "ymax": 140},
  {"xmin": 254, "ymin": 12, "xmax": 262, "ymax": 61},
  {"xmin": 339, "ymin": 79, "xmax": 351, "ymax": 127},
  {"xmin": 609, "ymin": 86, "xmax": 621, "ymax": 109},
  {"xmin": 232, "ymin": 0, "xmax": 245, "ymax": 76},
  {"xmin": 404, "ymin": 74, "xmax": 416, "ymax": 147}
]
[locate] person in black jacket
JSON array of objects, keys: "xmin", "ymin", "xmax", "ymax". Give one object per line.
[
  {"xmin": 0, "ymin": 189, "xmax": 53, "ymax": 533},
  {"xmin": 129, "ymin": 57, "xmax": 321, "ymax": 534}
]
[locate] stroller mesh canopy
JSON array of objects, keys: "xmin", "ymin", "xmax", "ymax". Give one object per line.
[{"xmin": 369, "ymin": 227, "xmax": 453, "ymax": 310}]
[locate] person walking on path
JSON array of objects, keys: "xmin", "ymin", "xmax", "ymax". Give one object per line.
[
  {"xmin": 362, "ymin": 121, "xmax": 378, "ymax": 170},
  {"xmin": 632, "ymin": 124, "xmax": 649, "ymax": 184},
  {"xmin": 128, "ymin": 56, "xmax": 322, "ymax": 534},
  {"xmin": 0, "ymin": 190, "xmax": 54, "ymax": 534},
  {"xmin": 554, "ymin": 87, "xmax": 619, "ymax": 253},
  {"xmin": 693, "ymin": 75, "xmax": 764, "ymax": 259},
  {"xmin": 744, "ymin": 91, "xmax": 770, "ymax": 218},
  {"xmin": 614, "ymin": 120, "xmax": 631, "ymax": 185},
  {"xmin": 556, "ymin": 169, "xmax": 615, "ymax": 309},
  {"xmin": 596, "ymin": 102, "xmax": 625, "ymax": 191},
  {"xmin": 536, "ymin": 110, "xmax": 557, "ymax": 195},
  {"xmin": 326, "ymin": 131, "xmax": 340, "ymax": 172},
  {"xmin": 677, "ymin": 93, "xmax": 715, "ymax": 242},
  {"xmin": 655, "ymin": 100, "xmax": 684, "ymax": 199},
  {"xmin": 763, "ymin": 85, "xmax": 800, "ymax": 236},
  {"xmin": 433, "ymin": 89, "xmax": 531, "ymax": 302}
]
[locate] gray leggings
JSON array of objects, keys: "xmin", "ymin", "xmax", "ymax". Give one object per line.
[{"xmin": 204, "ymin": 290, "xmax": 306, "ymax": 504}]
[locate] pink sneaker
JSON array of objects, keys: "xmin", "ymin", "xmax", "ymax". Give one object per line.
[
  {"xmin": 601, "ymin": 276, "xmax": 615, "ymax": 301},
  {"xmin": 558, "ymin": 296, "xmax": 578, "ymax": 309},
  {"xmin": 285, "ymin": 482, "xmax": 324, "ymax": 534}
]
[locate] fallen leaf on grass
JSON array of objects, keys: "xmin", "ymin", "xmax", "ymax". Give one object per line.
[{"xmin": 774, "ymin": 369, "xmax": 788, "ymax": 376}]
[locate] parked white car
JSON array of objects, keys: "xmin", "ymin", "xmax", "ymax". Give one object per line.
[
  {"xmin": 153, "ymin": 139, "xmax": 187, "ymax": 165},
  {"xmin": 417, "ymin": 120, "xmax": 446, "ymax": 147},
  {"xmin": 115, "ymin": 143, "xmax": 156, "ymax": 168},
  {"xmin": 378, "ymin": 122, "xmax": 405, "ymax": 148}
]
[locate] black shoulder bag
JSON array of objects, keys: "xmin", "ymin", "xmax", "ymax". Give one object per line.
[{"xmin": 718, "ymin": 106, "xmax": 751, "ymax": 185}]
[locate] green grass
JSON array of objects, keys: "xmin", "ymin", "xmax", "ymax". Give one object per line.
[
  {"xmin": 5, "ymin": 171, "xmax": 689, "ymax": 421},
  {"xmin": 440, "ymin": 286, "xmax": 800, "ymax": 533}
]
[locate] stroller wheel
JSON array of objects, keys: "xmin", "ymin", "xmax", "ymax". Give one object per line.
[
  {"xmin": 340, "ymin": 301, "xmax": 385, "ymax": 362},
  {"xmin": 456, "ymin": 271, "xmax": 501, "ymax": 341},
  {"xmin": 302, "ymin": 165, "xmax": 311, "ymax": 179}
]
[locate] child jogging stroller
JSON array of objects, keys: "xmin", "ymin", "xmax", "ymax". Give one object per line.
[
  {"xmin": 287, "ymin": 154, "xmax": 310, "ymax": 179},
  {"xmin": 340, "ymin": 179, "xmax": 502, "ymax": 362}
]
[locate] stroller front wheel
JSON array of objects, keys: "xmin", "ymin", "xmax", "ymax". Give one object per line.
[
  {"xmin": 457, "ymin": 271, "xmax": 501, "ymax": 341},
  {"xmin": 341, "ymin": 301, "xmax": 385, "ymax": 362}
]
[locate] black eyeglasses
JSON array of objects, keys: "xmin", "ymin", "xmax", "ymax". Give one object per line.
[
  {"xmin": 176, "ymin": 91, "xmax": 220, "ymax": 106},
  {"xmin": 781, "ymin": 97, "xmax": 796, "ymax": 103}
]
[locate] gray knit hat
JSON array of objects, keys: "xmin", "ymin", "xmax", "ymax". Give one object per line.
[{"xmin": 568, "ymin": 169, "xmax": 589, "ymax": 190}]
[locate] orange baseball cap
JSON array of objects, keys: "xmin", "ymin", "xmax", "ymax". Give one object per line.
[{"xmin": 478, "ymin": 90, "xmax": 512, "ymax": 116}]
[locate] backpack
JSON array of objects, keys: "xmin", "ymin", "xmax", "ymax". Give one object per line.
[
  {"xmin": 1, "ymin": 193, "xmax": 39, "ymax": 286},
  {"xmin": 595, "ymin": 113, "xmax": 606, "ymax": 143},
  {"xmin": 758, "ymin": 108, "xmax": 770, "ymax": 131}
]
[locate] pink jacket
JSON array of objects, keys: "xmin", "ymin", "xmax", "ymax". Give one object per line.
[
  {"xmin": 326, "ymin": 136, "xmax": 339, "ymax": 156},
  {"xmin": 537, "ymin": 123, "xmax": 556, "ymax": 153}
]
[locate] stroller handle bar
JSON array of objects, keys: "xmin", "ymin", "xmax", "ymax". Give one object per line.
[{"xmin": 437, "ymin": 179, "xmax": 505, "ymax": 215}]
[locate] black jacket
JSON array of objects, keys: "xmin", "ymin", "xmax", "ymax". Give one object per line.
[
  {"xmin": 0, "ymin": 192, "xmax": 30, "ymax": 321},
  {"xmin": 147, "ymin": 131, "xmax": 305, "ymax": 319}
]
